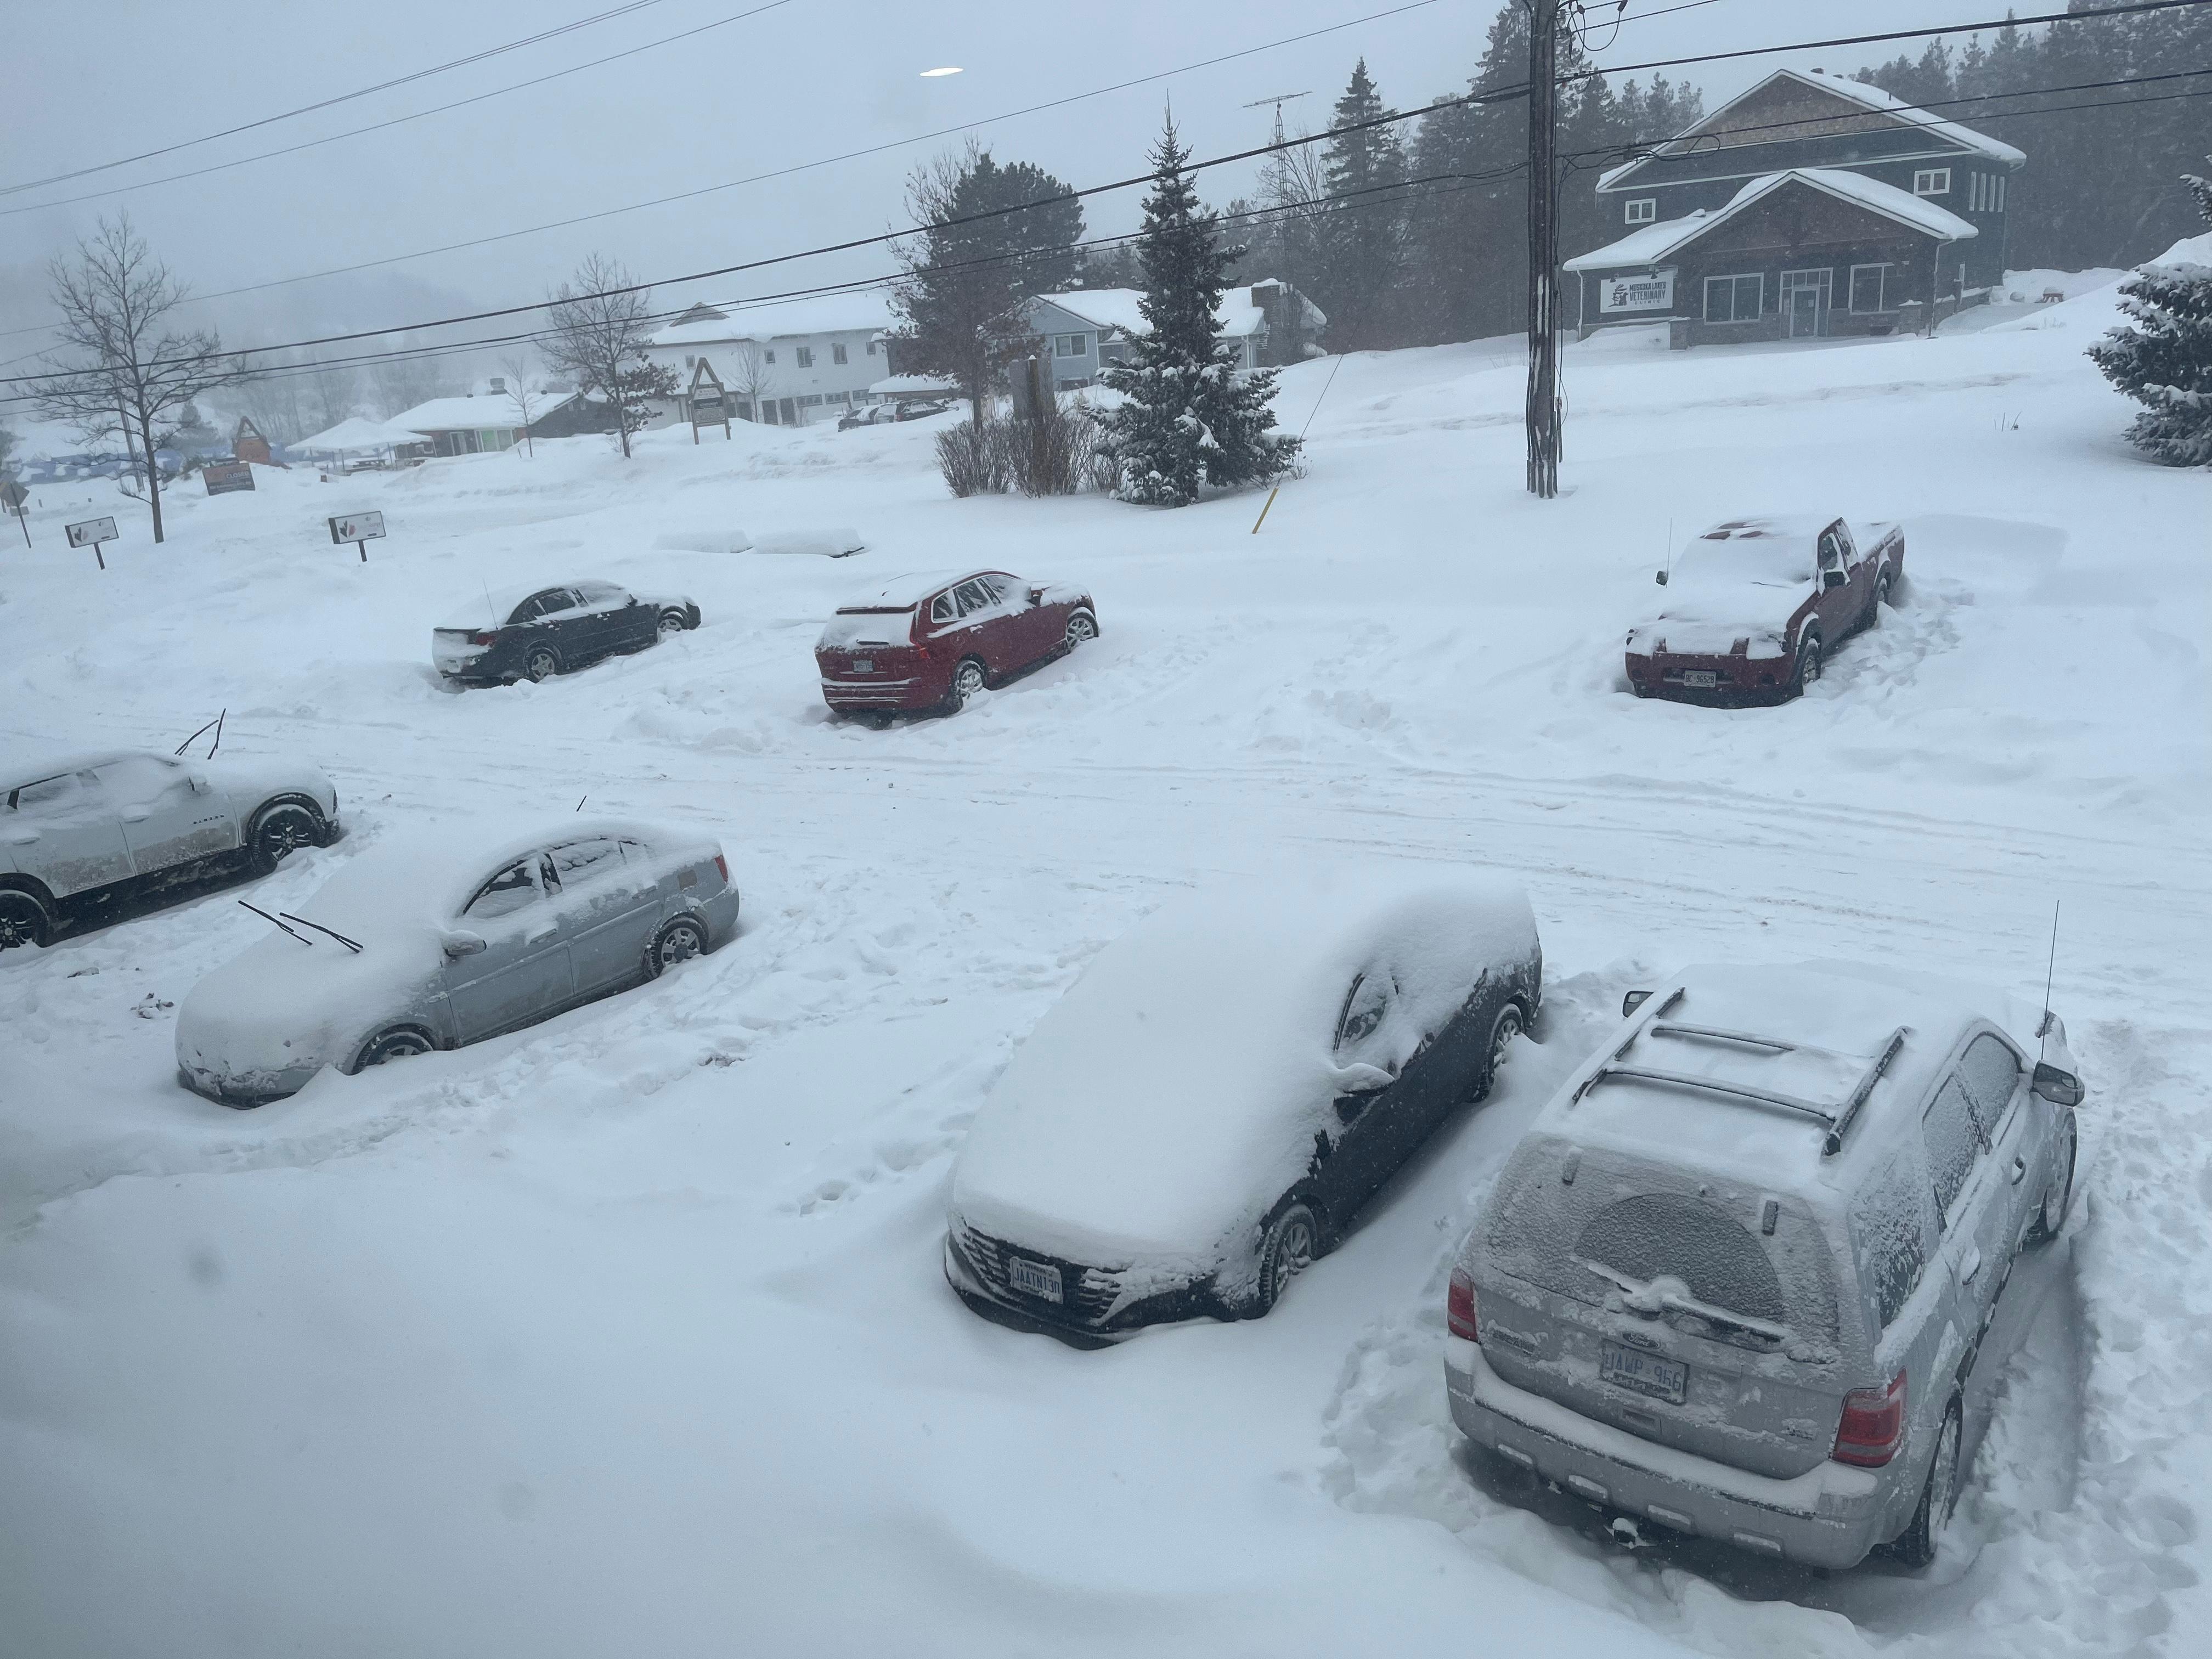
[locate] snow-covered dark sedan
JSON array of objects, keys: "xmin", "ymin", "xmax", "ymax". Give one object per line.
[
  {"xmin": 433, "ymin": 580, "xmax": 701, "ymax": 687},
  {"xmin": 945, "ymin": 866, "xmax": 1542, "ymax": 1344}
]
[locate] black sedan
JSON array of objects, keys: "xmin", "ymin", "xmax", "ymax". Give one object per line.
[{"xmin": 433, "ymin": 581, "xmax": 700, "ymax": 686}]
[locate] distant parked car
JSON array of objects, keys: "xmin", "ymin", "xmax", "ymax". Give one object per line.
[
  {"xmin": 433, "ymin": 580, "xmax": 701, "ymax": 687},
  {"xmin": 1445, "ymin": 961, "xmax": 2084, "ymax": 1570},
  {"xmin": 945, "ymin": 868, "xmax": 1542, "ymax": 1344},
  {"xmin": 175, "ymin": 816, "xmax": 740, "ymax": 1105},
  {"xmin": 1624, "ymin": 516, "xmax": 1904, "ymax": 704},
  {"xmin": 893, "ymin": 399, "xmax": 953, "ymax": 421},
  {"xmin": 815, "ymin": 568, "xmax": 1097, "ymax": 719},
  {"xmin": 0, "ymin": 749, "xmax": 339, "ymax": 950},
  {"xmin": 837, "ymin": 405, "xmax": 890, "ymax": 431}
]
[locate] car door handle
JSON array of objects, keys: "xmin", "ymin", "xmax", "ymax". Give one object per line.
[
  {"xmin": 120, "ymin": 808, "xmax": 151, "ymax": 823},
  {"xmin": 1959, "ymin": 1245, "xmax": 1983, "ymax": 1283},
  {"xmin": 2011, "ymin": 1156, "xmax": 2027, "ymax": 1184},
  {"xmin": 526, "ymin": 926, "xmax": 560, "ymax": 945}
]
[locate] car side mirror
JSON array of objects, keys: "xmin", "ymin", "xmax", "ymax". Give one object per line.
[
  {"xmin": 187, "ymin": 771, "xmax": 212, "ymax": 794},
  {"xmin": 1654, "ymin": 570, "xmax": 1668, "ymax": 585},
  {"xmin": 1622, "ymin": 990, "xmax": 1652, "ymax": 1017},
  {"xmin": 1823, "ymin": 569, "xmax": 1848, "ymax": 590},
  {"xmin": 2031, "ymin": 1062, "xmax": 2084, "ymax": 1108},
  {"xmin": 441, "ymin": 930, "xmax": 487, "ymax": 958},
  {"xmin": 1029, "ymin": 586, "xmax": 1045, "ymax": 606}
]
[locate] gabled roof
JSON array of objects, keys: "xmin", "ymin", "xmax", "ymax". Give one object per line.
[
  {"xmin": 1599, "ymin": 66, "xmax": 2025, "ymax": 191},
  {"xmin": 390, "ymin": 389, "xmax": 580, "ymax": 435},
  {"xmin": 1564, "ymin": 167, "xmax": 1977, "ymax": 273},
  {"xmin": 647, "ymin": 291, "xmax": 900, "ymax": 347}
]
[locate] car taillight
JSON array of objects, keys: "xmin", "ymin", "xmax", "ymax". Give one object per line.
[
  {"xmin": 1832, "ymin": 1371, "xmax": 1906, "ymax": 1466},
  {"xmin": 713, "ymin": 852, "xmax": 729, "ymax": 885},
  {"xmin": 469, "ymin": 630, "xmax": 498, "ymax": 646},
  {"xmin": 1447, "ymin": 1267, "xmax": 1479, "ymax": 1341}
]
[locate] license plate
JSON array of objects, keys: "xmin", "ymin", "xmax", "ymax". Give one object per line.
[
  {"xmin": 851, "ymin": 658, "xmax": 874, "ymax": 674},
  {"xmin": 1007, "ymin": 1256, "xmax": 1063, "ymax": 1303},
  {"xmin": 1601, "ymin": 1341, "xmax": 1687, "ymax": 1404},
  {"xmin": 1684, "ymin": 670, "xmax": 1718, "ymax": 689}
]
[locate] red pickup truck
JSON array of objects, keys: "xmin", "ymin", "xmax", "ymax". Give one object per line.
[{"xmin": 1624, "ymin": 516, "xmax": 1904, "ymax": 705}]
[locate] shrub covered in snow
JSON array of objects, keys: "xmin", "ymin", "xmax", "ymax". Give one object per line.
[{"xmin": 2087, "ymin": 161, "xmax": 2212, "ymax": 469}]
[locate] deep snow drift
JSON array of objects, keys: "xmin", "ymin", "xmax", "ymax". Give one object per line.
[{"xmin": 2, "ymin": 265, "xmax": 2208, "ymax": 1659}]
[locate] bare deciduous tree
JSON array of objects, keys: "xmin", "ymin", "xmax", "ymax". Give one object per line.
[
  {"xmin": 30, "ymin": 215, "xmax": 236, "ymax": 543},
  {"xmin": 540, "ymin": 253, "xmax": 675, "ymax": 458},
  {"xmin": 723, "ymin": 341, "xmax": 776, "ymax": 422},
  {"xmin": 500, "ymin": 356, "xmax": 541, "ymax": 456}
]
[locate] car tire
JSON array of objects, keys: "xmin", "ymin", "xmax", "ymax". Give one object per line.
[
  {"xmin": 1063, "ymin": 612, "xmax": 1097, "ymax": 651},
  {"xmin": 1475, "ymin": 1001, "xmax": 1525, "ymax": 1101},
  {"xmin": 352, "ymin": 1025, "xmax": 435, "ymax": 1072},
  {"xmin": 523, "ymin": 645, "xmax": 561, "ymax": 682},
  {"xmin": 1791, "ymin": 634, "xmax": 1823, "ymax": 697},
  {"xmin": 1889, "ymin": 1398, "xmax": 1962, "ymax": 1568},
  {"xmin": 2025, "ymin": 1111, "xmax": 2078, "ymax": 1245},
  {"xmin": 944, "ymin": 657, "xmax": 986, "ymax": 714},
  {"xmin": 644, "ymin": 914, "xmax": 709, "ymax": 979},
  {"xmin": 1254, "ymin": 1201, "xmax": 1320, "ymax": 1316},
  {"xmin": 0, "ymin": 888, "xmax": 53, "ymax": 950},
  {"xmin": 657, "ymin": 607, "xmax": 689, "ymax": 637},
  {"xmin": 1874, "ymin": 571, "xmax": 1894, "ymax": 615},
  {"xmin": 247, "ymin": 801, "xmax": 326, "ymax": 874}
]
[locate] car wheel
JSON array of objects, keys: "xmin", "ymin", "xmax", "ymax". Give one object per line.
[
  {"xmin": 0, "ymin": 889, "xmax": 52, "ymax": 950},
  {"xmin": 1890, "ymin": 1399, "xmax": 1962, "ymax": 1568},
  {"xmin": 354, "ymin": 1026, "xmax": 434, "ymax": 1071},
  {"xmin": 944, "ymin": 658, "xmax": 986, "ymax": 714},
  {"xmin": 1791, "ymin": 634, "xmax": 1823, "ymax": 696},
  {"xmin": 657, "ymin": 608, "xmax": 689, "ymax": 637},
  {"xmin": 644, "ymin": 915, "xmax": 709, "ymax": 979},
  {"xmin": 1874, "ymin": 571, "xmax": 1894, "ymax": 614},
  {"xmin": 1063, "ymin": 612, "xmax": 1097, "ymax": 650},
  {"xmin": 2026, "ymin": 1111, "xmax": 2078, "ymax": 1245},
  {"xmin": 249, "ymin": 802, "xmax": 325, "ymax": 874},
  {"xmin": 523, "ymin": 645, "xmax": 561, "ymax": 682},
  {"xmin": 1476, "ymin": 1002, "xmax": 1525, "ymax": 1101},
  {"xmin": 1254, "ymin": 1201, "xmax": 1319, "ymax": 1316}
]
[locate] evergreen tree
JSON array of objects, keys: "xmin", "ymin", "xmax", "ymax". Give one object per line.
[
  {"xmin": 2087, "ymin": 161, "xmax": 2212, "ymax": 467},
  {"xmin": 1100, "ymin": 117, "xmax": 1300, "ymax": 506},
  {"xmin": 1315, "ymin": 59, "xmax": 1410, "ymax": 349}
]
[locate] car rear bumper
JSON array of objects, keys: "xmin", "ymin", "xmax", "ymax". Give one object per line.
[
  {"xmin": 176, "ymin": 1059, "xmax": 321, "ymax": 1108},
  {"xmin": 692, "ymin": 885, "xmax": 742, "ymax": 947},
  {"xmin": 1624, "ymin": 650, "xmax": 1792, "ymax": 704},
  {"xmin": 1443, "ymin": 1336, "xmax": 1893, "ymax": 1569},
  {"xmin": 820, "ymin": 676, "xmax": 937, "ymax": 710}
]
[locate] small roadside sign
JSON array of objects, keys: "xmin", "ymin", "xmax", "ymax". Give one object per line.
[
  {"xmin": 66, "ymin": 515, "xmax": 119, "ymax": 570},
  {"xmin": 689, "ymin": 360, "xmax": 731, "ymax": 444},
  {"xmin": 328, "ymin": 510, "xmax": 386, "ymax": 562},
  {"xmin": 202, "ymin": 461, "xmax": 256, "ymax": 495}
]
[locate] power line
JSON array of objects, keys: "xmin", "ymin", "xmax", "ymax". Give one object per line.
[
  {"xmin": 0, "ymin": 0, "xmax": 794, "ymax": 218},
  {"xmin": 0, "ymin": 1, "xmax": 675, "ymax": 196},
  {"xmin": 13, "ymin": 2, "xmax": 2209, "ymax": 389}
]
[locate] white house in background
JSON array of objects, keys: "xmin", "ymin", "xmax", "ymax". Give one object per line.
[
  {"xmin": 1013, "ymin": 280, "xmax": 1327, "ymax": 388},
  {"xmin": 388, "ymin": 377, "xmax": 606, "ymax": 456},
  {"xmin": 645, "ymin": 294, "xmax": 901, "ymax": 427}
]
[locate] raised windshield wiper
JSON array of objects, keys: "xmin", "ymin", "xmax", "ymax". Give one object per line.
[
  {"xmin": 238, "ymin": 899, "xmax": 312, "ymax": 945},
  {"xmin": 1574, "ymin": 1257, "xmax": 1789, "ymax": 1345},
  {"xmin": 280, "ymin": 911, "xmax": 362, "ymax": 953}
]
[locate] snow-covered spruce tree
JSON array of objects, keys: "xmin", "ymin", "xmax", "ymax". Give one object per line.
[
  {"xmin": 2088, "ymin": 161, "xmax": 2212, "ymax": 468},
  {"xmin": 1101, "ymin": 117, "xmax": 1300, "ymax": 507}
]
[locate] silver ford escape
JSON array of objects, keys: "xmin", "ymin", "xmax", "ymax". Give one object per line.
[{"xmin": 1444, "ymin": 961, "xmax": 2084, "ymax": 1570}]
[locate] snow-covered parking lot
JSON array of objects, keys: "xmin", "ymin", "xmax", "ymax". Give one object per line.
[{"xmin": 3, "ymin": 274, "xmax": 2209, "ymax": 1658}]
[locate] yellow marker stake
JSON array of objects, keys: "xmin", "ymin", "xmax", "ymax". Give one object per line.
[{"xmin": 1251, "ymin": 486, "xmax": 1281, "ymax": 534}]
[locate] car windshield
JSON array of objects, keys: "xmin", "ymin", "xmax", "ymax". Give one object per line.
[{"xmin": 1672, "ymin": 533, "xmax": 1814, "ymax": 591}]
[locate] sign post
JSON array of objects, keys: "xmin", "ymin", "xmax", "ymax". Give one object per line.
[
  {"xmin": 0, "ymin": 480, "xmax": 27, "ymax": 549},
  {"xmin": 202, "ymin": 461, "xmax": 256, "ymax": 495},
  {"xmin": 688, "ymin": 360, "xmax": 731, "ymax": 444},
  {"xmin": 328, "ymin": 510, "xmax": 386, "ymax": 562},
  {"xmin": 66, "ymin": 515, "xmax": 119, "ymax": 569}
]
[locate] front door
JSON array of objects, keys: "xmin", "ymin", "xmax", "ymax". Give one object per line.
[
  {"xmin": 1788, "ymin": 286, "xmax": 1822, "ymax": 338},
  {"xmin": 444, "ymin": 853, "xmax": 577, "ymax": 1042},
  {"xmin": 92, "ymin": 754, "xmax": 235, "ymax": 873}
]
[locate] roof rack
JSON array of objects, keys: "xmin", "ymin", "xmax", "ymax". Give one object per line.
[{"xmin": 1573, "ymin": 1009, "xmax": 1910, "ymax": 1159}]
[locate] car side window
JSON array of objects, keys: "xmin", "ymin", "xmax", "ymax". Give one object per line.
[
  {"xmin": 928, "ymin": 592, "xmax": 957, "ymax": 626},
  {"xmin": 977, "ymin": 574, "xmax": 1013, "ymax": 604},
  {"xmin": 549, "ymin": 837, "xmax": 624, "ymax": 885},
  {"xmin": 92, "ymin": 755, "xmax": 185, "ymax": 806},
  {"xmin": 1957, "ymin": 1034, "xmax": 2022, "ymax": 1137},
  {"xmin": 1334, "ymin": 973, "xmax": 1390, "ymax": 1050},
  {"xmin": 952, "ymin": 579, "xmax": 995, "ymax": 616},
  {"xmin": 1817, "ymin": 531, "xmax": 1842, "ymax": 569},
  {"xmin": 1923, "ymin": 1076, "xmax": 1982, "ymax": 1221},
  {"xmin": 508, "ymin": 595, "xmax": 549, "ymax": 625},
  {"xmin": 574, "ymin": 583, "xmax": 625, "ymax": 608},
  {"xmin": 9, "ymin": 772, "xmax": 92, "ymax": 816},
  {"xmin": 465, "ymin": 858, "xmax": 543, "ymax": 919},
  {"xmin": 1849, "ymin": 1148, "xmax": 1930, "ymax": 1331}
]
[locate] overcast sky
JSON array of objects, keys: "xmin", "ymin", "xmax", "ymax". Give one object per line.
[{"xmin": 2, "ymin": 0, "xmax": 2042, "ymax": 374}]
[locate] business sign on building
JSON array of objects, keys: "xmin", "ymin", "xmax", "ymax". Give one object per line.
[
  {"xmin": 202, "ymin": 461, "xmax": 256, "ymax": 495},
  {"xmin": 1600, "ymin": 272, "xmax": 1675, "ymax": 314}
]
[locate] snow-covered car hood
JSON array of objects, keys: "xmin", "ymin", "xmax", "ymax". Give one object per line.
[
  {"xmin": 1627, "ymin": 525, "xmax": 1817, "ymax": 657},
  {"xmin": 951, "ymin": 866, "xmax": 1539, "ymax": 1266}
]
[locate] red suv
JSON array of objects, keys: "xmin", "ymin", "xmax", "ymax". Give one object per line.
[
  {"xmin": 1625, "ymin": 517, "xmax": 1904, "ymax": 704},
  {"xmin": 815, "ymin": 569, "xmax": 1098, "ymax": 719}
]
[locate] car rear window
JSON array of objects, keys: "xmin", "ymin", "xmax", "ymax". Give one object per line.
[{"xmin": 1574, "ymin": 1193, "xmax": 1787, "ymax": 1325}]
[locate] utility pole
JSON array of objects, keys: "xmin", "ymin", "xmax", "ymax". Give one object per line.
[{"xmin": 1525, "ymin": 0, "xmax": 1562, "ymax": 498}]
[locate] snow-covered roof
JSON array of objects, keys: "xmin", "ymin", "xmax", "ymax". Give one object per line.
[
  {"xmin": 292, "ymin": 415, "xmax": 431, "ymax": 455},
  {"xmin": 647, "ymin": 292, "xmax": 900, "ymax": 348},
  {"xmin": 1565, "ymin": 168, "xmax": 1977, "ymax": 273},
  {"xmin": 391, "ymin": 389, "xmax": 579, "ymax": 435},
  {"xmin": 1598, "ymin": 67, "xmax": 2026, "ymax": 190},
  {"xmin": 868, "ymin": 374, "xmax": 957, "ymax": 396},
  {"xmin": 833, "ymin": 569, "xmax": 989, "ymax": 610},
  {"xmin": 1029, "ymin": 284, "xmax": 1283, "ymax": 340}
]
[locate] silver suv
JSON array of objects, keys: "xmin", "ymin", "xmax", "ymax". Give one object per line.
[{"xmin": 1444, "ymin": 961, "xmax": 2083, "ymax": 1570}]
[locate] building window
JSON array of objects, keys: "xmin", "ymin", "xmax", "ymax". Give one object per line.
[
  {"xmin": 684, "ymin": 355, "xmax": 695, "ymax": 369},
  {"xmin": 764, "ymin": 349, "xmax": 776, "ymax": 364},
  {"xmin": 1625, "ymin": 198, "xmax": 1657, "ymax": 224},
  {"xmin": 1995, "ymin": 174, "xmax": 2006, "ymax": 212},
  {"xmin": 796, "ymin": 346, "xmax": 814, "ymax": 368},
  {"xmin": 1781, "ymin": 268, "xmax": 1833, "ymax": 304},
  {"xmin": 832, "ymin": 342, "xmax": 848, "ymax": 365},
  {"xmin": 1055, "ymin": 331, "xmax": 1088, "ymax": 357},
  {"xmin": 1913, "ymin": 168, "xmax": 1951, "ymax": 196},
  {"xmin": 1849, "ymin": 263, "xmax": 1896, "ymax": 313},
  {"xmin": 1702, "ymin": 272, "xmax": 1763, "ymax": 324},
  {"xmin": 799, "ymin": 394, "xmax": 822, "ymax": 407},
  {"xmin": 867, "ymin": 340, "xmax": 878, "ymax": 356}
]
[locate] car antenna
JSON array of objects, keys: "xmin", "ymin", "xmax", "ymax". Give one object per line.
[
  {"xmin": 2038, "ymin": 899, "xmax": 2061, "ymax": 1056},
  {"xmin": 279, "ymin": 911, "xmax": 363, "ymax": 953},
  {"xmin": 238, "ymin": 898, "xmax": 312, "ymax": 945},
  {"xmin": 482, "ymin": 575, "xmax": 498, "ymax": 628}
]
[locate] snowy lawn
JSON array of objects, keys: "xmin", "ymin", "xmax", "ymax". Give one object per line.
[{"xmin": 2, "ymin": 272, "xmax": 2208, "ymax": 1658}]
